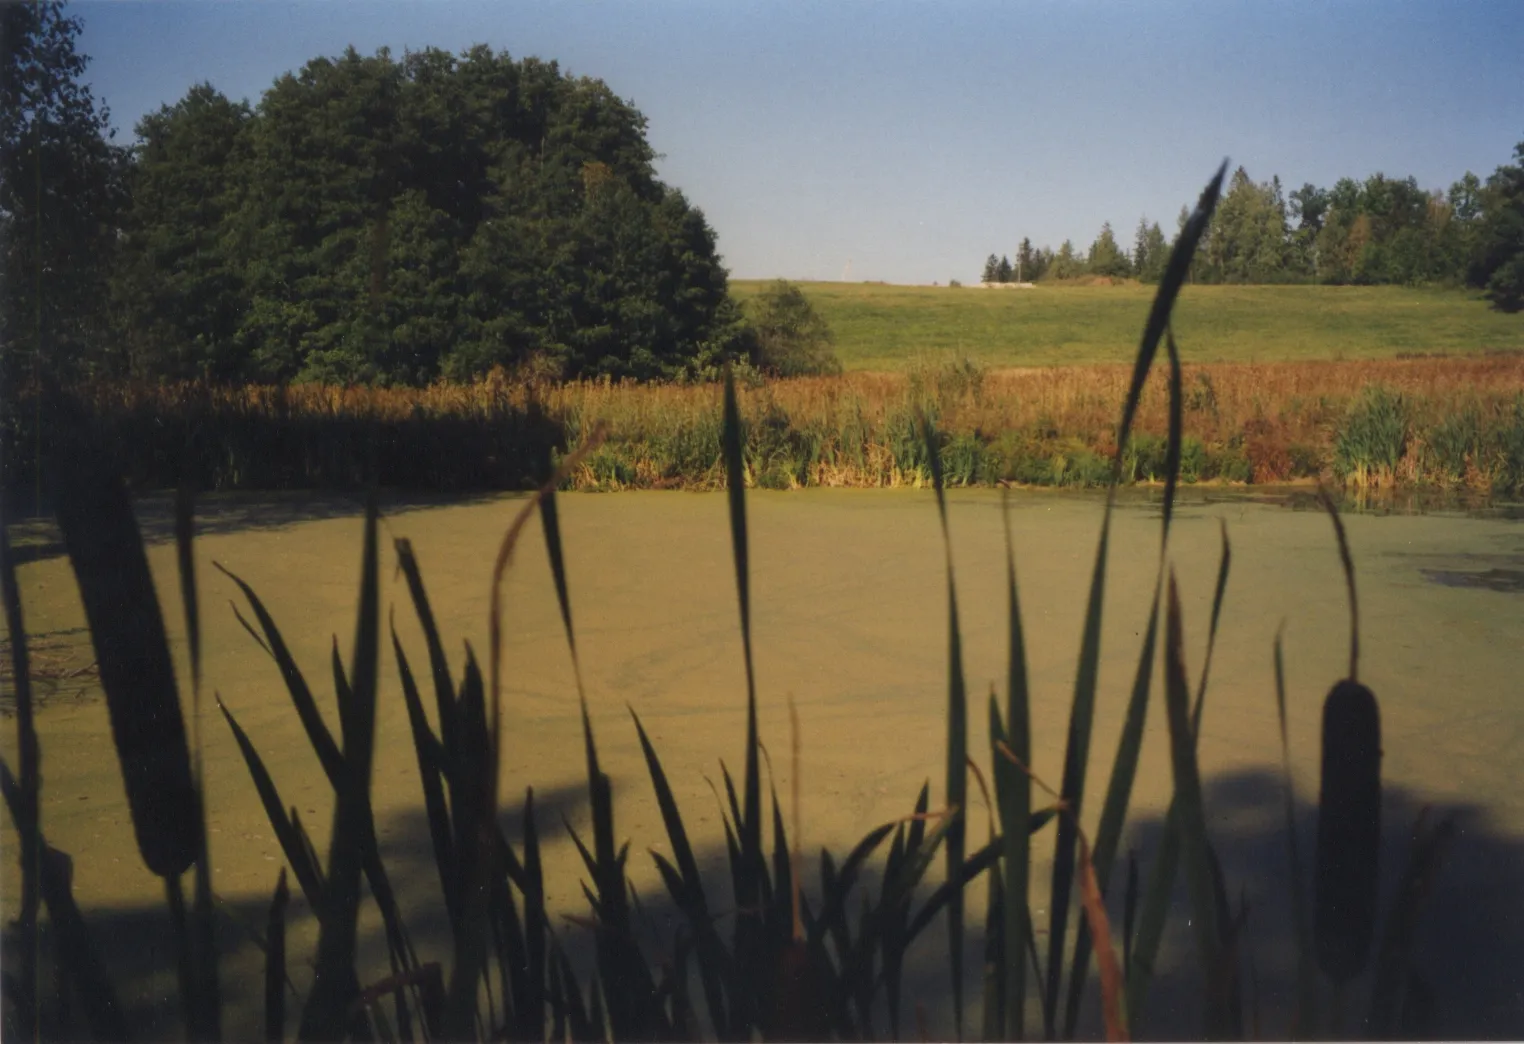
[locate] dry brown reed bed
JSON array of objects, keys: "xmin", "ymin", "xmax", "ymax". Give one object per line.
[{"xmin": 9, "ymin": 355, "xmax": 1523, "ymax": 495}]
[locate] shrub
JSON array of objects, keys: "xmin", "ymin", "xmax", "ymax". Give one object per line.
[
  {"xmin": 746, "ymin": 280, "xmax": 842, "ymax": 377},
  {"xmin": 1334, "ymin": 386, "xmax": 1409, "ymax": 486},
  {"xmin": 1426, "ymin": 406, "xmax": 1481, "ymax": 485},
  {"xmin": 1488, "ymin": 394, "xmax": 1524, "ymax": 493}
]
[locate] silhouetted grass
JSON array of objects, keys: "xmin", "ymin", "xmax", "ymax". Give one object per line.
[{"xmin": 1, "ymin": 164, "xmax": 1465, "ymax": 1041}]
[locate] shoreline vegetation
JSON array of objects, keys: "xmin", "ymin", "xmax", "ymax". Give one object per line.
[{"xmin": 7, "ymin": 354, "xmax": 1523, "ymax": 501}]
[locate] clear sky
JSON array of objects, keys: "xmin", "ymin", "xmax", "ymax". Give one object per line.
[{"xmin": 76, "ymin": 0, "xmax": 1523, "ymax": 285}]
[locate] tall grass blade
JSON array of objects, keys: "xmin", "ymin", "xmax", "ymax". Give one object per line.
[
  {"xmin": 267, "ymin": 869, "xmax": 289, "ymax": 1043},
  {"xmin": 579, "ymin": 700, "xmax": 657, "ymax": 1039},
  {"xmin": 1, "ymin": 525, "xmax": 41, "ymax": 1038},
  {"xmin": 47, "ymin": 390, "xmax": 199, "ymax": 878},
  {"xmin": 176, "ymin": 487, "xmax": 221, "ymax": 1041},
  {"xmin": 1317, "ymin": 487, "xmax": 1360, "ymax": 682},
  {"xmin": 631, "ymin": 710, "xmax": 730, "ymax": 1035},
  {"xmin": 291, "ymin": 808, "xmax": 326, "ymax": 903},
  {"xmin": 1068, "ymin": 418, "xmax": 1210, "ymax": 1038},
  {"xmin": 491, "ymin": 857, "xmax": 528, "ymax": 1040},
  {"xmin": 995, "ymin": 490, "xmax": 1032, "ymax": 1041},
  {"xmin": 231, "ymin": 601, "xmax": 274, "ymax": 659},
  {"xmin": 393, "ymin": 625, "xmax": 458, "ymax": 932},
  {"xmin": 1115, "ymin": 162, "xmax": 1227, "ymax": 465},
  {"xmin": 217, "ymin": 696, "xmax": 325, "ymax": 911},
  {"xmin": 394, "ymin": 539, "xmax": 457, "ymax": 769},
  {"xmin": 1162, "ymin": 574, "xmax": 1226, "ymax": 1036},
  {"xmin": 1049, "ymin": 167, "xmax": 1223, "ymax": 1039},
  {"xmin": 0, "ymin": 756, "xmax": 129, "ymax": 1041},
  {"xmin": 1194, "ymin": 519, "xmax": 1232, "ymax": 725},
  {"xmin": 167, "ymin": 875, "xmax": 197, "ymax": 1039},
  {"xmin": 539, "ymin": 488, "xmax": 586, "ymax": 696},
  {"xmin": 1074, "ymin": 829, "xmax": 1128, "ymax": 1042},
  {"xmin": 921, "ymin": 411, "xmax": 969, "ymax": 1039},
  {"xmin": 1043, "ymin": 481, "xmax": 1110, "ymax": 1039},
  {"xmin": 520, "ymin": 788, "xmax": 548, "ymax": 1043},
  {"xmin": 722, "ymin": 369, "xmax": 767, "ymax": 1033},
  {"xmin": 1122, "ymin": 852, "xmax": 1138, "ymax": 983},
  {"xmin": 902, "ymin": 839, "xmax": 1000, "ymax": 944},
  {"xmin": 175, "ymin": 485, "xmax": 202, "ymax": 694},
  {"xmin": 216, "ymin": 563, "xmax": 345, "ymax": 788},
  {"xmin": 1367, "ymin": 811, "xmax": 1456, "ymax": 1037},
  {"xmin": 300, "ymin": 494, "xmax": 381, "ymax": 1040},
  {"xmin": 982, "ymin": 855, "xmax": 1005, "ymax": 1043},
  {"xmin": 1125, "ymin": 520, "xmax": 1232, "ymax": 1034},
  {"xmin": 1273, "ymin": 625, "xmax": 1318, "ymax": 1034},
  {"xmin": 1063, "ymin": 596, "xmax": 1159, "ymax": 1038},
  {"xmin": 443, "ymin": 650, "xmax": 493, "ymax": 1040},
  {"xmin": 488, "ymin": 425, "xmax": 606, "ymax": 806}
]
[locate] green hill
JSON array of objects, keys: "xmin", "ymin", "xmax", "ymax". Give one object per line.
[{"xmin": 730, "ymin": 281, "xmax": 1523, "ymax": 370}]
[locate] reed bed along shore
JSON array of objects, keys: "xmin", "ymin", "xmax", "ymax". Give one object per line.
[{"xmin": 6, "ymin": 355, "xmax": 1523, "ymax": 500}]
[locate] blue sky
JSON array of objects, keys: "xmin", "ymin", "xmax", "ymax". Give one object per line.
[{"xmin": 78, "ymin": 1, "xmax": 1523, "ymax": 285}]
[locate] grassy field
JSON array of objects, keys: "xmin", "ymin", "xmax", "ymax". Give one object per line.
[{"xmin": 729, "ymin": 280, "xmax": 1524, "ymax": 370}]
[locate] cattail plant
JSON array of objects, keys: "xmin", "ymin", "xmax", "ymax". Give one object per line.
[
  {"xmin": 1312, "ymin": 491, "xmax": 1383, "ymax": 1006},
  {"xmin": 43, "ymin": 388, "xmax": 202, "ymax": 881}
]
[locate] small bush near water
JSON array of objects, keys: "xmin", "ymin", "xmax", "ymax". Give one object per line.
[{"xmin": 0, "ymin": 166, "xmax": 1470, "ymax": 1041}]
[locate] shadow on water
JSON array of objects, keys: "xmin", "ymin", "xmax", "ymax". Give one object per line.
[
  {"xmin": 1120, "ymin": 770, "xmax": 1524, "ymax": 1041},
  {"xmin": 7, "ymin": 483, "xmax": 1521, "ymax": 569},
  {"xmin": 1, "ymin": 488, "xmax": 517, "ymax": 567},
  {"xmin": 25, "ymin": 767, "xmax": 1524, "ymax": 1040}
]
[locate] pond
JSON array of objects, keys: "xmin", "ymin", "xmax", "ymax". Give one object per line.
[{"xmin": 4, "ymin": 487, "xmax": 1523, "ymax": 1037}]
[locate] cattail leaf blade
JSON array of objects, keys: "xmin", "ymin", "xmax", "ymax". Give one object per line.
[
  {"xmin": 1163, "ymin": 574, "xmax": 1227, "ymax": 1036},
  {"xmin": 394, "ymin": 626, "xmax": 457, "ymax": 931},
  {"xmin": 266, "ymin": 869, "xmax": 289, "ymax": 1043},
  {"xmin": 995, "ymin": 491, "xmax": 1033, "ymax": 1041},
  {"xmin": 1273, "ymin": 626, "xmax": 1319, "ymax": 1034},
  {"xmin": 215, "ymin": 562, "xmax": 344, "ymax": 788},
  {"xmin": 217, "ymin": 696, "xmax": 324, "ymax": 911},
  {"xmin": 47, "ymin": 391, "xmax": 198, "ymax": 878}
]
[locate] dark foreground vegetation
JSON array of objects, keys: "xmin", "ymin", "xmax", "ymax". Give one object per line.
[{"xmin": 1, "ymin": 168, "xmax": 1476, "ymax": 1041}]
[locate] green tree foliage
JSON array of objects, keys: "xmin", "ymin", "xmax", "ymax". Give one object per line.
[
  {"xmin": 982, "ymin": 253, "xmax": 1000, "ymax": 283},
  {"xmin": 996, "ymin": 254, "xmax": 1014, "ymax": 282},
  {"xmin": 1471, "ymin": 141, "xmax": 1524, "ymax": 311},
  {"xmin": 1198, "ymin": 167, "xmax": 1288, "ymax": 283},
  {"xmin": 1049, "ymin": 240, "xmax": 1085, "ymax": 280},
  {"xmin": 1, "ymin": 1, "xmax": 128, "ymax": 381},
  {"xmin": 112, "ymin": 44, "xmax": 741, "ymax": 383},
  {"xmin": 112, "ymin": 84, "xmax": 252, "ymax": 378},
  {"xmin": 1133, "ymin": 219, "xmax": 1168, "ymax": 283},
  {"xmin": 1016, "ymin": 237, "xmax": 1044, "ymax": 282},
  {"xmin": 1087, "ymin": 222, "xmax": 1131, "ymax": 278},
  {"xmin": 1288, "ymin": 183, "xmax": 1328, "ymax": 276},
  {"xmin": 746, "ymin": 279, "xmax": 840, "ymax": 377}
]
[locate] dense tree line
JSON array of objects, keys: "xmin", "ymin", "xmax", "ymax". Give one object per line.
[
  {"xmin": 982, "ymin": 150, "xmax": 1524, "ymax": 309},
  {"xmin": 4, "ymin": 3, "xmax": 753, "ymax": 386}
]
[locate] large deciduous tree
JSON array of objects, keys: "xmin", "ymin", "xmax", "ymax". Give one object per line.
[
  {"xmin": 113, "ymin": 44, "xmax": 743, "ymax": 383},
  {"xmin": 113, "ymin": 84, "xmax": 252, "ymax": 378},
  {"xmin": 1471, "ymin": 140, "xmax": 1524, "ymax": 311},
  {"xmin": 1, "ymin": 0, "xmax": 128, "ymax": 381}
]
